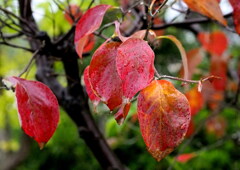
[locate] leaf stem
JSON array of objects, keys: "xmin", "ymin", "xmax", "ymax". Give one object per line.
[
  {"xmin": 149, "ymin": 0, "xmax": 168, "ymax": 17},
  {"xmin": 157, "ymin": 75, "xmax": 198, "ymax": 84}
]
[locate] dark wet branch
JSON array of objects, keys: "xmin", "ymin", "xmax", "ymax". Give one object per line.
[{"xmin": 16, "ymin": 0, "xmax": 125, "ymax": 169}]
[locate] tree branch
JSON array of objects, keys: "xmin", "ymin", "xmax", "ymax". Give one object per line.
[
  {"xmin": 17, "ymin": 0, "xmax": 125, "ymax": 169},
  {"xmin": 152, "ymin": 13, "xmax": 233, "ymax": 30}
]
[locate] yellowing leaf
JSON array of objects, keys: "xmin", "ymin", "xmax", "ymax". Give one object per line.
[
  {"xmin": 137, "ymin": 80, "xmax": 191, "ymax": 161},
  {"xmin": 185, "ymin": 86, "xmax": 204, "ymax": 116},
  {"xmin": 183, "ymin": 0, "xmax": 227, "ymax": 26}
]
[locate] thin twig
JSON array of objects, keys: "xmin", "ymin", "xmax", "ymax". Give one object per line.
[
  {"xmin": 144, "ymin": 0, "xmax": 168, "ymax": 40},
  {"xmin": 0, "ymin": 86, "xmax": 7, "ymax": 90},
  {"xmin": 98, "ymin": 22, "xmax": 115, "ymax": 35},
  {"xmin": 1, "ymin": 33, "xmax": 23, "ymax": 39},
  {"xmin": 152, "ymin": 13, "xmax": 233, "ymax": 30},
  {"xmin": 87, "ymin": 0, "xmax": 95, "ymax": 10},
  {"xmin": 0, "ymin": 6, "xmax": 35, "ymax": 33},
  {"xmin": 18, "ymin": 49, "xmax": 40, "ymax": 77},
  {"xmin": 0, "ymin": 18, "xmax": 26, "ymax": 35},
  {"xmin": 158, "ymin": 75, "xmax": 199, "ymax": 84},
  {"xmin": 94, "ymin": 31, "xmax": 108, "ymax": 40},
  {"xmin": 233, "ymin": 80, "xmax": 240, "ymax": 105},
  {"xmin": 149, "ymin": 0, "xmax": 168, "ymax": 17},
  {"xmin": 0, "ymin": 41, "xmax": 33, "ymax": 52}
]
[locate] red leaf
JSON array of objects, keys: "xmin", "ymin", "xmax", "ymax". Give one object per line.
[
  {"xmin": 5, "ymin": 77, "xmax": 59, "ymax": 149},
  {"xmin": 198, "ymin": 31, "xmax": 228, "ymax": 56},
  {"xmin": 116, "ymin": 38, "xmax": 155, "ymax": 99},
  {"xmin": 229, "ymin": 0, "xmax": 240, "ymax": 35},
  {"xmin": 183, "ymin": 0, "xmax": 227, "ymax": 26},
  {"xmin": 114, "ymin": 101, "xmax": 131, "ymax": 125},
  {"xmin": 186, "ymin": 119, "xmax": 195, "ymax": 137},
  {"xmin": 64, "ymin": 4, "xmax": 82, "ymax": 25},
  {"xmin": 83, "ymin": 66, "xmax": 100, "ymax": 107},
  {"xmin": 82, "ymin": 34, "xmax": 95, "ymax": 53},
  {"xmin": 175, "ymin": 153, "xmax": 196, "ymax": 163},
  {"xmin": 89, "ymin": 41, "xmax": 123, "ymax": 110},
  {"xmin": 185, "ymin": 86, "xmax": 204, "ymax": 116},
  {"xmin": 210, "ymin": 56, "xmax": 227, "ymax": 91},
  {"xmin": 137, "ymin": 80, "xmax": 191, "ymax": 161},
  {"xmin": 74, "ymin": 5, "xmax": 111, "ymax": 58}
]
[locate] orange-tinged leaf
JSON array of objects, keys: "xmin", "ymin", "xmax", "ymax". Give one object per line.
[
  {"xmin": 116, "ymin": 38, "xmax": 155, "ymax": 99},
  {"xmin": 183, "ymin": 0, "xmax": 227, "ymax": 26},
  {"xmin": 89, "ymin": 41, "xmax": 123, "ymax": 110},
  {"xmin": 175, "ymin": 153, "xmax": 196, "ymax": 163},
  {"xmin": 206, "ymin": 115, "xmax": 226, "ymax": 138},
  {"xmin": 185, "ymin": 86, "xmax": 204, "ymax": 116},
  {"xmin": 74, "ymin": 5, "xmax": 111, "ymax": 58},
  {"xmin": 229, "ymin": 0, "xmax": 240, "ymax": 35},
  {"xmin": 198, "ymin": 31, "xmax": 228, "ymax": 56},
  {"xmin": 137, "ymin": 80, "xmax": 191, "ymax": 161},
  {"xmin": 83, "ymin": 66, "xmax": 100, "ymax": 107},
  {"xmin": 4, "ymin": 77, "xmax": 59, "ymax": 148},
  {"xmin": 210, "ymin": 56, "xmax": 227, "ymax": 91},
  {"xmin": 208, "ymin": 91, "xmax": 224, "ymax": 110}
]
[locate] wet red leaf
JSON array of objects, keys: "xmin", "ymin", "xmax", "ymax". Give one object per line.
[
  {"xmin": 64, "ymin": 4, "xmax": 82, "ymax": 25},
  {"xmin": 116, "ymin": 38, "xmax": 155, "ymax": 99},
  {"xmin": 5, "ymin": 77, "xmax": 59, "ymax": 149},
  {"xmin": 82, "ymin": 34, "xmax": 95, "ymax": 53},
  {"xmin": 198, "ymin": 31, "xmax": 228, "ymax": 56},
  {"xmin": 175, "ymin": 153, "xmax": 196, "ymax": 163},
  {"xmin": 229, "ymin": 0, "xmax": 240, "ymax": 35},
  {"xmin": 74, "ymin": 5, "xmax": 111, "ymax": 58},
  {"xmin": 185, "ymin": 86, "xmax": 204, "ymax": 116},
  {"xmin": 83, "ymin": 66, "xmax": 100, "ymax": 107},
  {"xmin": 137, "ymin": 80, "xmax": 191, "ymax": 161},
  {"xmin": 186, "ymin": 119, "xmax": 195, "ymax": 137},
  {"xmin": 89, "ymin": 41, "xmax": 123, "ymax": 110},
  {"xmin": 183, "ymin": 0, "xmax": 227, "ymax": 26}
]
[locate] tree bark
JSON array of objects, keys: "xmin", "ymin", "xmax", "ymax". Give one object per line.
[{"xmin": 17, "ymin": 0, "xmax": 125, "ymax": 169}]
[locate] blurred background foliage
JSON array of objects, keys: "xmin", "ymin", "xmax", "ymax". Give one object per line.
[{"xmin": 1, "ymin": 0, "xmax": 240, "ymax": 169}]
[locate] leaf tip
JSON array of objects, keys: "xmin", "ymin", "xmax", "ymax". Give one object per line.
[{"xmin": 38, "ymin": 142, "xmax": 46, "ymax": 150}]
